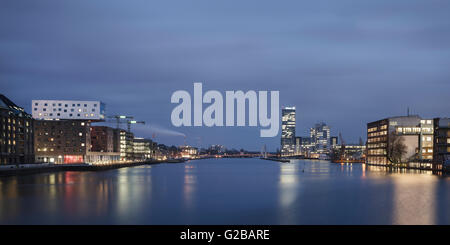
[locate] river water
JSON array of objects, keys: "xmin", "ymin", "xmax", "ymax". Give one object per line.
[{"xmin": 0, "ymin": 158, "xmax": 449, "ymax": 225}]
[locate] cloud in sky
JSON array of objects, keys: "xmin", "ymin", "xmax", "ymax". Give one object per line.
[{"xmin": 1, "ymin": 0, "xmax": 450, "ymax": 150}]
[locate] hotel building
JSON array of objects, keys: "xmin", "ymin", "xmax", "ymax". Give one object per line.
[
  {"xmin": 32, "ymin": 100, "xmax": 105, "ymax": 121},
  {"xmin": 32, "ymin": 99, "xmax": 122, "ymax": 164},
  {"xmin": 0, "ymin": 94, "xmax": 34, "ymax": 165},
  {"xmin": 34, "ymin": 120, "xmax": 91, "ymax": 164},
  {"xmin": 281, "ymin": 106, "xmax": 296, "ymax": 156}
]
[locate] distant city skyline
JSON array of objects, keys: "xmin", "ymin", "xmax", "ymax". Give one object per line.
[{"xmin": 2, "ymin": 0, "xmax": 450, "ymax": 151}]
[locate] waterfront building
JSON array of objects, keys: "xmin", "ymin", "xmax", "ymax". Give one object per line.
[
  {"xmin": 179, "ymin": 145, "xmax": 199, "ymax": 158},
  {"xmin": 34, "ymin": 120, "xmax": 91, "ymax": 164},
  {"xmin": 32, "ymin": 100, "xmax": 105, "ymax": 121},
  {"xmin": 332, "ymin": 144, "xmax": 366, "ymax": 161},
  {"xmin": 298, "ymin": 137, "xmax": 315, "ymax": 157},
  {"xmin": 119, "ymin": 129, "xmax": 134, "ymax": 161},
  {"xmin": 208, "ymin": 144, "xmax": 226, "ymax": 155},
  {"xmin": 366, "ymin": 115, "xmax": 434, "ymax": 167},
  {"xmin": 433, "ymin": 118, "xmax": 450, "ymax": 170},
  {"xmin": 0, "ymin": 94, "xmax": 34, "ymax": 165},
  {"xmin": 310, "ymin": 122, "xmax": 330, "ymax": 154},
  {"xmin": 281, "ymin": 106, "xmax": 296, "ymax": 156},
  {"xmin": 34, "ymin": 121, "xmax": 121, "ymax": 164},
  {"xmin": 133, "ymin": 137, "xmax": 155, "ymax": 160},
  {"xmin": 91, "ymin": 126, "xmax": 114, "ymax": 152}
]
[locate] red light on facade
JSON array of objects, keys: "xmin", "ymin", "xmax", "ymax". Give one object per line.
[{"xmin": 64, "ymin": 155, "xmax": 84, "ymax": 163}]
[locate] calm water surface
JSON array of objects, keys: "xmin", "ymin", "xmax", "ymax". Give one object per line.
[{"xmin": 1, "ymin": 158, "xmax": 449, "ymax": 225}]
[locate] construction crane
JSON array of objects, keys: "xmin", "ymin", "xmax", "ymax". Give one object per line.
[
  {"xmin": 127, "ymin": 120, "xmax": 145, "ymax": 133},
  {"xmin": 107, "ymin": 115, "xmax": 134, "ymax": 129}
]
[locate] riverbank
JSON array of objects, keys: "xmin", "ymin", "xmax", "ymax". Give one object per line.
[
  {"xmin": 0, "ymin": 159, "xmax": 176, "ymax": 177},
  {"xmin": 366, "ymin": 163, "xmax": 444, "ymax": 173},
  {"xmin": 260, "ymin": 157, "xmax": 290, "ymax": 163}
]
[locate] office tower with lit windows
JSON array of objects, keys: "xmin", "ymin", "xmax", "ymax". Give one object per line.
[
  {"xmin": 116, "ymin": 129, "xmax": 134, "ymax": 161},
  {"xmin": 281, "ymin": 106, "xmax": 296, "ymax": 156},
  {"xmin": 310, "ymin": 122, "xmax": 330, "ymax": 154},
  {"xmin": 133, "ymin": 137, "xmax": 155, "ymax": 160},
  {"xmin": 366, "ymin": 115, "xmax": 434, "ymax": 167},
  {"xmin": 0, "ymin": 94, "xmax": 34, "ymax": 165}
]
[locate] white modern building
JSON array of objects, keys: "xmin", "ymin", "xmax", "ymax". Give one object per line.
[{"xmin": 32, "ymin": 100, "xmax": 105, "ymax": 121}]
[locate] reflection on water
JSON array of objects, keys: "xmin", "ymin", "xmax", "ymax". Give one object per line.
[
  {"xmin": 183, "ymin": 164, "xmax": 197, "ymax": 210},
  {"xmin": 0, "ymin": 158, "xmax": 449, "ymax": 225},
  {"xmin": 278, "ymin": 163, "xmax": 300, "ymax": 224},
  {"xmin": 391, "ymin": 174, "xmax": 438, "ymax": 225}
]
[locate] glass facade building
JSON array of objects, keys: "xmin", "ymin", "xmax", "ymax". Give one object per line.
[
  {"xmin": 281, "ymin": 106, "xmax": 296, "ymax": 156},
  {"xmin": 310, "ymin": 122, "xmax": 330, "ymax": 154}
]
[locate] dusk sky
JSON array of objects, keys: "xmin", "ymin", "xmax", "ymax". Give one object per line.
[{"xmin": 1, "ymin": 0, "xmax": 449, "ymax": 151}]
